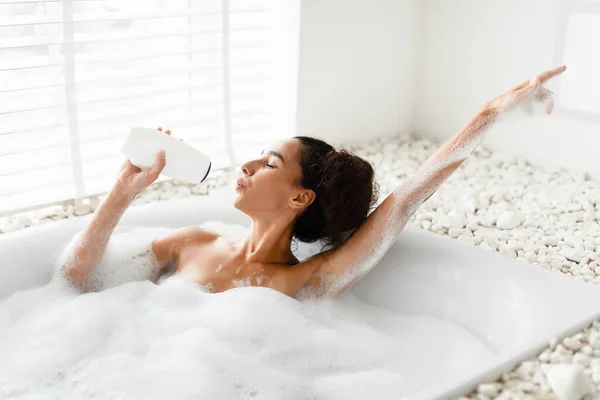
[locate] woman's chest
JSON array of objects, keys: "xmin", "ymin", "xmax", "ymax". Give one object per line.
[{"xmin": 175, "ymin": 243, "xmax": 283, "ymax": 293}]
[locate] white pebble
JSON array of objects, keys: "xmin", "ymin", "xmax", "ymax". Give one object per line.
[
  {"xmin": 191, "ymin": 185, "xmax": 210, "ymax": 195},
  {"xmin": 581, "ymin": 345, "xmax": 593, "ymax": 356},
  {"xmin": 480, "ymin": 242, "xmax": 495, "ymax": 252},
  {"xmin": 526, "ymin": 251, "xmax": 537, "ymax": 262},
  {"xmin": 505, "ymin": 241, "xmax": 524, "ymax": 252},
  {"xmin": 544, "ymin": 364, "xmax": 594, "ymax": 400},
  {"xmin": 589, "ymin": 332, "xmax": 600, "ymax": 350},
  {"xmin": 559, "ymin": 247, "xmax": 583, "ymax": 263},
  {"xmin": 573, "ymin": 353, "xmax": 590, "ymax": 367},
  {"xmin": 177, "ymin": 186, "xmax": 192, "ymax": 197},
  {"xmin": 448, "ymin": 228, "xmax": 462, "ymax": 238},
  {"xmin": 538, "ymin": 349, "xmax": 551, "ymax": 362},
  {"xmin": 477, "ymin": 383, "xmax": 501, "ymax": 397},
  {"xmin": 74, "ymin": 203, "xmax": 92, "ymax": 216},
  {"xmin": 479, "ymin": 216, "xmax": 495, "ymax": 228},
  {"xmin": 517, "ymin": 381, "xmax": 536, "ymax": 392},
  {"xmin": 580, "ymin": 265, "xmax": 593, "ymax": 276},
  {"xmin": 496, "ymin": 211, "xmax": 522, "ymax": 230},
  {"xmin": 559, "ymin": 354, "xmax": 573, "ymax": 364},
  {"xmin": 160, "ymin": 191, "xmax": 174, "ymax": 200},
  {"xmin": 457, "ymin": 234, "xmax": 472, "ymax": 244},
  {"xmin": 517, "ymin": 361, "xmax": 539, "ymax": 378},
  {"xmin": 500, "ymin": 248, "xmax": 517, "ymax": 259}
]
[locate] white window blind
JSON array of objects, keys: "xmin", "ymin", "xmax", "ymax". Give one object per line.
[
  {"xmin": 555, "ymin": 0, "xmax": 600, "ymax": 121},
  {"xmin": 0, "ymin": 0, "xmax": 300, "ymax": 215}
]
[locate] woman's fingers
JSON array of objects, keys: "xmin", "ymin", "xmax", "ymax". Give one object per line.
[
  {"xmin": 511, "ymin": 65, "xmax": 566, "ymax": 94},
  {"xmin": 536, "ymin": 87, "xmax": 555, "ymax": 114},
  {"xmin": 537, "ymin": 65, "xmax": 567, "ymax": 85},
  {"xmin": 545, "ymin": 96, "xmax": 555, "ymax": 115},
  {"xmin": 147, "ymin": 151, "xmax": 166, "ymax": 182}
]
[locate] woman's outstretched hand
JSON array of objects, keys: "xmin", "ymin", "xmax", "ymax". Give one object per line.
[
  {"xmin": 482, "ymin": 65, "xmax": 567, "ymax": 116},
  {"xmin": 114, "ymin": 127, "xmax": 182, "ymax": 198}
]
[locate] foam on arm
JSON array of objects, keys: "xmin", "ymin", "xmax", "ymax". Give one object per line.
[
  {"xmin": 55, "ymin": 227, "xmax": 174, "ymax": 292},
  {"xmin": 297, "ymin": 109, "xmax": 500, "ymax": 299}
]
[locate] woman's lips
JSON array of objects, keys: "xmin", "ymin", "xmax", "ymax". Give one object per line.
[{"xmin": 236, "ymin": 179, "xmax": 246, "ymax": 189}]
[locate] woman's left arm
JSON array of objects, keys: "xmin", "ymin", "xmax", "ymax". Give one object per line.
[{"xmin": 298, "ymin": 66, "xmax": 566, "ymax": 298}]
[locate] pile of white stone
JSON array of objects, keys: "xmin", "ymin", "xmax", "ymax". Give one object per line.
[
  {"xmin": 2, "ymin": 134, "xmax": 600, "ymax": 399},
  {"xmin": 347, "ymin": 136, "xmax": 600, "ymax": 400}
]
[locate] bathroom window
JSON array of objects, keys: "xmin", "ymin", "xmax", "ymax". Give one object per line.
[
  {"xmin": 0, "ymin": 0, "xmax": 300, "ymax": 214},
  {"xmin": 555, "ymin": 0, "xmax": 600, "ymax": 120}
]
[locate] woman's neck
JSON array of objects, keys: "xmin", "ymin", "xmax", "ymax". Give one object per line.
[{"xmin": 239, "ymin": 215, "xmax": 297, "ymax": 265}]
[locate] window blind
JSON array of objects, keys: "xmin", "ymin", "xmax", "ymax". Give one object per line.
[{"xmin": 0, "ymin": 0, "xmax": 300, "ymax": 215}]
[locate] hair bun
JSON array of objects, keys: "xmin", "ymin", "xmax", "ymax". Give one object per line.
[{"xmin": 293, "ymin": 136, "xmax": 379, "ymax": 249}]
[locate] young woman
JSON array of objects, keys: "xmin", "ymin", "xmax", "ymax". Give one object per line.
[{"xmin": 60, "ymin": 66, "xmax": 566, "ymax": 299}]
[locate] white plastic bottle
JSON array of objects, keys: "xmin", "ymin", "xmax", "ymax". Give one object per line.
[{"xmin": 121, "ymin": 127, "xmax": 211, "ymax": 183}]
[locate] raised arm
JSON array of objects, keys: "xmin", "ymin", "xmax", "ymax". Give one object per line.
[
  {"xmin": 299, "ymin": 66, "xmax": 566, "ymax": 298},
  {"xmin": 59, "ymin": 128, "xmax": 173, "ymax": 289}
]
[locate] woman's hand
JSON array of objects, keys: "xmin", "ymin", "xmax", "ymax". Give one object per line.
[
  {"xmin": 114, "ymin": 127, "xmax": 181, "ymax": 198},
  {"xmin": 482, "ymin": 65, "xmax": 567, "ymax": 116}
]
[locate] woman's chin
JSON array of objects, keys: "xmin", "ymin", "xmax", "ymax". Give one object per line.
[{"xmin": 233, "ymin": 191, "xmax": 244, "ymax": 210}]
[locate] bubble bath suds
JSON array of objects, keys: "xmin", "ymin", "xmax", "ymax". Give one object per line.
[{"xmin": 1, "ymin": 223, "xmax": 492, "ymax": 399}]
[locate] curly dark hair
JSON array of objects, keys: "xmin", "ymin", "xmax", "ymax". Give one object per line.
[{"xmin": 292, "ymin": 136, "xmax": 379, "ymax": 249}]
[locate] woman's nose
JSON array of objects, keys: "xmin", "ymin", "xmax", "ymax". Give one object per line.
[
  {"xmin": 241, "ymin": 158, "xmax": 259, "ymax": 176},
  {"xmin": 240, "ymin": 162, "xmax": 250, "ymax": 176}
]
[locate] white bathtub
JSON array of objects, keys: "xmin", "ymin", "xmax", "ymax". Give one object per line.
[{"xmin": 1, "ymin": 191, "xmax": 600, "ymax": 399}]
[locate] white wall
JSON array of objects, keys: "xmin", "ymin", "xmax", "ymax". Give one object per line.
[
  {"xmin": 296, "ymin": 0, "xmax": 420, "ymax": 145},
  {"xmin": 413, "ymin": 0, "xmax": 600, "ymax": 175}
]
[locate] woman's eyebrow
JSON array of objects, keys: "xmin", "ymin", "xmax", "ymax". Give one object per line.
[{"xmin": 261, "ymin": 150, "xmax": 285, "ymax": 162}]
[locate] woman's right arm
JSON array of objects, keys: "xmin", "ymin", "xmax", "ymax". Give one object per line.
[
  {"xmin": 61, "ymin": 185, "xmax": 139, "ymax": 288},
  {"xmin": 61, "ymin": 130, "xmax": 170, "ymax": 289}
]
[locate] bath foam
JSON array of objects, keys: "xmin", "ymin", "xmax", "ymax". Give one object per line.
[
  {"xmin": 0, "ymin": 222, "xmax": 493, "ymax": 400},
  {"xmin": 55, "ymin": 221, "xmax": 249, "ymax": 292},
  {"xmin": 55, "ymin": 226, "xmax": 172, "ymax": 292}
]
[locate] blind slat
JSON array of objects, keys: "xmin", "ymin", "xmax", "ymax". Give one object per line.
[
  {"xmin": 0, "ymin": 8, "xmax": 272, "ymax": 27},
  {"xmin": 2, "ymin": 84, "xmax": 269, "ymax": 115},
  {"xmin": 0, "ymin": 26, "xmax": 270, "ymax": 50},
  {"xmin": 0, "ymin": 45, "xmax": 269, "ymax": 71}
]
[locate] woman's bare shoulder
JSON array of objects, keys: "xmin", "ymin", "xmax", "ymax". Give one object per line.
[{"xmin": 152, "ymin": 226, "xmax": 220, "ymax": 262}]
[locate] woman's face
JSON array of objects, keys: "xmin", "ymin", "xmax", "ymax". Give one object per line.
[{"xmin": 234, "ymin": 138, "xmax": 311, "ymax": 217}]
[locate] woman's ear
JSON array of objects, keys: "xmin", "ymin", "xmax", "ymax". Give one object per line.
[{"xmin": 290, "ymin": 189, "xmax": 316, "ymax": 210}]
